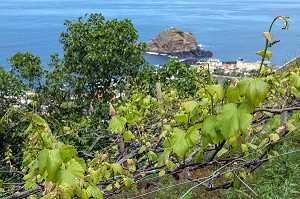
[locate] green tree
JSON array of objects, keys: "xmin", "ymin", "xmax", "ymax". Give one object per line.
[
  {"xmin": 0, "ymin": 66, "xmax": 24, "ymax": 112},
  {"xmin": 8, "ymin": 52, "xmax": 44, "ymax": 91},
  {"xmin": 133, "ymin": 59, "xmax": 204, "ymax": 97},
  {"xmin": 60, "ymin": 13, "xmax": 147, "ymax": 100},
  {"xmin": 0, "ymin": 69, "xmax": 26, "ymax": 186}
]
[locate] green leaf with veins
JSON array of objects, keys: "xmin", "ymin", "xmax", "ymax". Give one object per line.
[
  {"xmin": 182, "ymin": 101, "xmax": 199, "ymax": 113},
  {"xmin": 215, "ymin": 103, "xmax": 252, "ymax": 140},
  {"xmin": 290, "ymin": 73, "xmax": 300, "ymax": 88},
  {"xmin": 239, "ymin": 101, "xmax": 255, "ymax": 113},
  {"xmin": 89, "ymin": 185, "xmax": 104, "ymax": 199},
  {"xmin": 58, "ymin": 183, "xmax": 75, "ymax": 199},
  {"xmin": 38, "ymin": 149, "xmax": 62, "ymax": 181},
  {"xmin": 108, "ymin": 116, "xmax": 127, "ymax": 133},
  {"xmin": 206, "ymin": 84, "xmax": 224, "ymax": 103},
  {"xmin": 290, "ymin": 86, "xmax": 300, "ymax": 98},
  {"xmin": 238, "ymin": 78, "xmax": 268, "ymax": 106},
  {"xmin": 174, "ymin": 114, "xmax": 189, "ymax": 125},
  {"xmin": 185, "ymin": 124, "xmax": 201, "ymax": 147},
  {"xmin": 226, "ymin": 86, "xmax": 240, "ymax": 103},
  {"xmin": 23, "ymin": 160, "xmax": 38, "ymax": 190},
  {"xmin": 170, "ymin": 128, "xmax": 189, "ymax": 158},
  {"xmin": 157, "ymin": 148, "xmax": 172, "ymax": 167},
  {"xmin": 59, "ymin": 145, "xmax": 78, "ymax": 161},
  {"xmin": 54, "ymin": 159, "xmax": 85, "ymax": 185},
  {"xmin": 110, "ymin": 163, "xmax": 123, "ymax": 174},
  {"xmin": 123, "ymin": 177, "xmax": 133, "ymax": 188},
  {"xmin": 123, "ymin": 130, "xmax": 134, "ymax": 141},
  {"xmin": 182, "ymin": 101, "xmax": 199, "ymax": 123},
  {"xmin": 202, "ymin": 115, "xmax": 224, "ymax": 144},
  {"xmin": 147, "ymin": 151, "xmax": 158, "ymax": 161}
]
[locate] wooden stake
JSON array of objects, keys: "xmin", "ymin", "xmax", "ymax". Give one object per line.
[{"xmin": 156, "ymin": 82, "xmax": 163, "ymax": 103}]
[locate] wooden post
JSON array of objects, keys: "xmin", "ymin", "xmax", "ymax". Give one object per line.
[
  {"xmin": 280, "ymin": 111, "xmax": 287, "ymax": 126},
  {"xmin": 109, "ymin": 102, "xmax": 116, "ymax": 117},
  {"xmin": 156, "ymin": 82, "xmax": 163, "ymax": 103},
  {"xmin": 217, "ymin": 76, "xmax": 224, "ymax": 86},
  {"xmin": 280, "ymin": 110, "xmax": 287, "ymax": 134}
]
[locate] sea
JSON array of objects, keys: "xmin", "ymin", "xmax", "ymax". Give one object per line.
[{"xmin": 1, "ymin": 0, "xmax": 300, "ymax": 71}]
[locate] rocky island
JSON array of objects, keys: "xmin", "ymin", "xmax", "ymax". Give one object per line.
[{"xmin": 147, "ymin": 27, "xmax": 213, "ymax": 58}]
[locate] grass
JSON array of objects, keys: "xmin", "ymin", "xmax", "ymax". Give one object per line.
[{"xmin": 225, "ymin": 139, "xmax": 300, "ymax": 199}]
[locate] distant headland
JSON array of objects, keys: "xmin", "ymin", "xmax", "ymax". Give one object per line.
[{"xmin": 146, "ymin": 27, "xmax": 213, "ymax": 58}]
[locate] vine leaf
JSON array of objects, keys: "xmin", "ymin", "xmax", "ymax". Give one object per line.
[
  {"xmin": 233, "ymin": 175, "xmax": 242, "ymax": 189},
  {"xmin": 226, "ymin": 86, "xmax": 240, "ymax": 103},
  {"xmin": 182, "ymin": 101, "xmax": 199, "ymax": 123},
  {"xmin": 202, "ymin": 115, "xmax": 224, "ymax": 144},
  {"xmin": 163, "ymin": 125, "xmax": 173, "ymax": 132},
  {"xmin": 123, "ymin": 130, "xmax": 134, "ymax": 141},
  {"xmin": 216, "ymin": 148, "xmax": 228, "ymax": 158},
  {"xmin": 256, "ymin": 50, "xmax": 273, "ymax": 60},
  {"xmin": 38, "ymin": 149, "xmax": 62, "ymax": 181},
  {"xmin": 215, "ymin": 103, "xmax": 252, "ymax": 140},
  {"xmin": 143, "ymin": 95, "xmax": 152, "ymax": 106},
  {"xmin": 24, "ymin": 123, "xmax": 32, "ymax": 135},
  {"xmin": 174, "ymin": 114, "xmax": 189, "ymax": 125},
  {"xmin": 182, "ymin": 101, "xmax": 198, "ymax": 113},
  {"xmin": 290, "ymin": 86, "xmax": 300, "ymax": 98},
  {"xmin": 59, "ymin": 145, "xmax": 78, "ymax": 161},
  {"xmin": 206, "ymin": 84, "xmax": 224, "ymax": 103},
  {"xmin": 54, "ymin": 159, "xmax": 85, "ymax": 185},
  {"xmin": 157, "ymin": 148, "xmax": 171, "ymax": 167},
  {"xmin": 58, "ymin": 183, "xmax": 76, "ymax": 199},
  {"xmin": 110, "ymin": 163, "xmax": 123, "ymax": 175},
  {"xmin": 159, "ymin": 170, "xmax": 166, "ymax": 177},
  {"xmin": 147, "ymin": 151, "xmax": 158, "ymax": 161},
  {"xmin": 239, "ymin": 101, "xmax": 255, "ymax": 113},
  {"xmin": 290, "ymin": 74, "xmax": 300, "ymax": 97},
  {"xmin": 263, "ymin": 32, "xmax": 273, "ymax": 41},
  {"xmin": 108, "ymin": 116, "xmax": 127, "ymax": 133},
  {"xmin": 138, "ymin": 146, "xmax": 146, "ymax": 154},
  {"xmin": 290, "ymin": 73, "xmax": 300, "ymax": 88},
  {"xmin": 123, "ymin": 177, "xmax": 133, "ymax": 188},
  {"xmin": 86, "ymin": 168, "xmax": 101, "ymax": 184},
  {"xmin": 23, "ymin": 160, "xmax": 38, "ymax": 190},
  {"xmin": 185, "ymin": 124, "xmax": 201, "ymax": 147},
  {"xmin": 238, "ymin": 78, "xmax": 268, "ymax": 106},
  {"xmin": 170, "ymin": 128, "xmax": 189, "ymax": 158},
  {"xmin": 41, "ymin": 194, "xmax": 52, "ymax": 199},
  {"xmin": 89, "ymin": 185, "xmax": 104, "ymax": 199},
  {"xmin": 269, "ymin": 133, "xmax": 280, "ymax": 142}
]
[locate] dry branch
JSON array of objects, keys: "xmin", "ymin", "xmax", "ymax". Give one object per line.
[{"xmin": 2, "ymin": 186, "xmax": 43, "ymax": 199}]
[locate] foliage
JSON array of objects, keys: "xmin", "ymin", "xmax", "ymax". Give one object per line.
[
  {"xmin": 0, "ymin": 65, "xmax": 26, "ymax": 167},
  {"xmin": 0, "ymin": 66, "xmax": 24, "ymax": 111},
  {"xmin": 256, "ymin": 16, "xmax": 289, "ymax": 76},
  {"xmin": 60, "ymin": 13, "xmax": 147, "ymax": 100},
  {"xmin": 1, "ymin": 15, "xmax": 300, "ymax": 199},
  {"xmin": 20, "ymin": 113, "xmax": 103, "ymax": 199},
  {"xmin": 133, "ymin": 59, "xmax": 204, "ymax": 97},
  {"xmin": 8, "ymin": 52, "xmax": 44, "ymax": 90}
]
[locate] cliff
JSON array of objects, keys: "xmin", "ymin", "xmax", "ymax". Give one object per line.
[{"xmin": 147, "ymin": 27, "xmax": 213, "ymax": 58}]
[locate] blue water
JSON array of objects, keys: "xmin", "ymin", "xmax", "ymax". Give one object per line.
[{"xmin": 1, "ymin": 0, "xmax": 300, "ymax": 70}]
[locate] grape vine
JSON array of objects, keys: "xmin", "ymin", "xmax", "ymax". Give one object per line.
[{"xmin": 1, "ymin": 15, "xmax": 300, "ymax": 199}]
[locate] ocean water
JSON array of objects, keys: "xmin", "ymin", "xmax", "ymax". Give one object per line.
[{"xmin": 0, "ymin": 0, "xmax": 300, "ymax": 70}]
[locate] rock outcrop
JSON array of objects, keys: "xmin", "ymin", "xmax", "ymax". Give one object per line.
[{"xmin": 147, "ymin": 27, "xmax": 212, "ymax": 58}]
